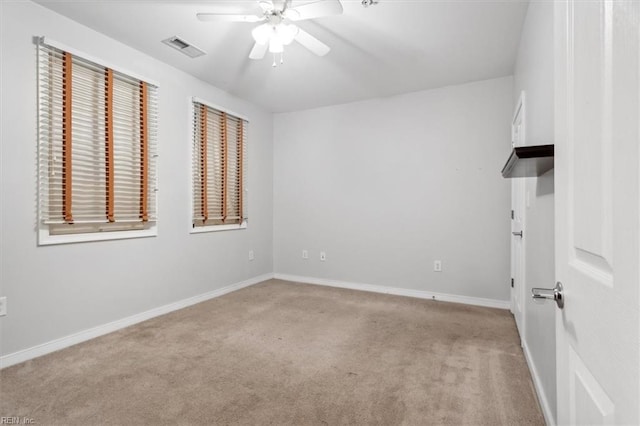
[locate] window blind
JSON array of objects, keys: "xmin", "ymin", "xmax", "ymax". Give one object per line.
[
  {"xmin": 38, "ymin": 41, "xmax": 158, "ymax": 232},
  {"xmin": 192, "ymin": 102, "xmax": 247, "ymax": 227}
]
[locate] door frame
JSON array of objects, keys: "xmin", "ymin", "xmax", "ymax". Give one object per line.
[{"xmin": 510, "ymin": 91, "xmax": 526, "ymax": 339}]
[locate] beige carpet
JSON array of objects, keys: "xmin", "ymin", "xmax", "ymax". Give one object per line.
[{"xmin": 0, "ymin": 279, "xmax": 544, "ymax": 425}]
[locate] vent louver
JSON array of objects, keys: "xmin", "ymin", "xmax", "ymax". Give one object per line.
[{"xmin": 162, "ymin": 36, "xmax": 206, "ymax": 58}]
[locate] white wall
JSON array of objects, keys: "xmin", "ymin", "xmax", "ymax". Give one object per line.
[
  {"xmin": 273, "ymin": 77, "xmax": 513, "ymax": 302},
  {"xmin": 513, "ymin": 1, "xmax": 556, "ymax": 423},
  {"xmin": 0, "ymin": 0, "xmax": 273, "ymax": 357}
]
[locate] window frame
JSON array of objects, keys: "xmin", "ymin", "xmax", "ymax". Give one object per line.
[
  {"xmin": 189, "ymin": 97, "xmax": 248, "ymax": 234},
  {"xmin": 37, "ymin": 37, "xmax": 159, "ymax": 246}
]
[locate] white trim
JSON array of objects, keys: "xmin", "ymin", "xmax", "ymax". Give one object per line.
[
  {"xmin": 192, "ymin": 96, "xmax": 250, "ymax": 122},
  {"xmin": 274, "ymin": 274, "xmax": 511, "ymax": 310},
  {"xmin": 512, "ymin": 91, "xmax": 526, "ymax": 147},
  {"xmin": 189, "ymin": 96, "xmax": 196, "ymax": 234},
  {"xmin": 522, "ymin": 339, "xmax": 556, "ymax": 426},
  {"xmin": 1, "ymin": 273, "xmax": 510, "ymax": 369},
  {"xmin": 40, "ymin": 37, "xmax": 159, "ymax": 87},
  {"xmin": 190, "ymin": 221, "xmax": 247, "ymax": 234},
  {"xmin": 38, "ymin": 226, "xmax": 158, "ymax": 246},
  {"xmin": 0, "ymin": 273, "xmax": 274, "ymax": 369},
  {"xmin": 510, "ymin": 92, "xmax": 527, "ymax": 335}
]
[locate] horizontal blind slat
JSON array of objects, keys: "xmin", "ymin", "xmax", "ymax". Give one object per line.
[
  {"xmin": 192, "ymin": 101, "xmax": 246, "ymax": 226},
  {"xmin": 38, "ymin": 41, "xmax": 158, "ymax": 227}
]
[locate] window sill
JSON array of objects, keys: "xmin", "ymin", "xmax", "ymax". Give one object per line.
[
  {"xmin": 38, "ymin": 226, "xmax": 157, "ymax": 246},
  {"xmin": 190, "ymin": 221, "xmax": 247, "ymax": 234}
]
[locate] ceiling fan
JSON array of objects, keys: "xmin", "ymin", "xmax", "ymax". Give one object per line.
[{"xmin": 197, "ymin": 0, "xmax": 343, "ymax": 65}]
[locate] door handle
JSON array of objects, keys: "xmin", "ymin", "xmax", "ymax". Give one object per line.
[
  {"xmin": 531, "ymin": 282, "xmax": 564, "ymax": 309},
  {"xmin": 512, "ymin": 231, "xmax": 523, "ymax": 238}
]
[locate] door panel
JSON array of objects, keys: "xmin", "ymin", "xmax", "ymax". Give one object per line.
[
  {"xmin": 571, "ymin": 0, "xmax": 613, "ymax": 275},
  {"xmin": 569, "ymin": 345, "xmax": 614, "ymax": 424},
  {"xmin": 555, "ymin": 1, "xmax": 639, "ymax": 425}
]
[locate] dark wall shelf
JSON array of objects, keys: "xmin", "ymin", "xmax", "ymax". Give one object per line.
[{"xmin": 501, "ymin": 144, "xmax": 554, "ymax": 178}]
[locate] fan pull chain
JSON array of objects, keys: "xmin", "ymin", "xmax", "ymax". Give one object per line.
[{"xmin": 271, "ymin": 52, "xmax": 285, "ymax": 67}]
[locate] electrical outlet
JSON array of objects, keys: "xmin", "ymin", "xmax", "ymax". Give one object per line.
[
  {"xmin": 302, "ymin": 249, "xmax": 309, "ymax": 259},
  {"xmin": 0, "ymin": 297, "xmax": 6, "ymax": 316},
  {"xmin": 248, "ymin": 250, "xmax": 255, "ymax": 261},
  {"xmin": 320, "ymin": 251, "xmax": 326, "ymax": 261},
  {"xmin": 434, "ymin": 260, "xmax": 442, "ymax": 272}
]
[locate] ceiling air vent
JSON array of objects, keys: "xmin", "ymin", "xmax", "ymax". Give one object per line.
[{"xmin": 162, "ymin": 36, "xmax": 206, "ymax": 58}]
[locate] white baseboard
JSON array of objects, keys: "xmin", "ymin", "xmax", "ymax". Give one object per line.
[
  {"xmin": 522, "ymin": 340, "xmax": 556, "ymax": 426},
  {"xmin": 273, "ymin": 273, "xmax": 510, "ymax": 310},
  {"xmin": 0, "ymin": 273, "xmax": 274, "ymax": 369},
  {"xmin": 1, "ymin": 273, "xmax": 509, "ymax": 369}
]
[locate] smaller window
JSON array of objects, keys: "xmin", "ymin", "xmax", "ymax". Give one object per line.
[{"xmin": 192, "ymin": 99, "xmax": 247, "ymax": 231}]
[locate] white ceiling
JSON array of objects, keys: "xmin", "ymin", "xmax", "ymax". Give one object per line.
[{"xmin": 33, "ymin": 0, "xmax": 529, "ymax": 113}]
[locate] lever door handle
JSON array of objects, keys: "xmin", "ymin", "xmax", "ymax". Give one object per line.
[
  {"xmin": 531, "ymin": 282, "xmax": 564, "ymax": 309},
  {"xmin": 512, "ymin": 231, "xmax": 523, "ymax": 237}
]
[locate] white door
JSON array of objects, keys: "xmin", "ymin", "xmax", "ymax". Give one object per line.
[
  {"xmin": 511, "ymin": 180, "xmax": 525, "ymax": 337},
  {"xmin": 511, "ymin": 93, "xmax": 526, "ymax": 338},
  {"xmin": 554, "ymin": 1, "xmax": 639, "ymax": 424}
]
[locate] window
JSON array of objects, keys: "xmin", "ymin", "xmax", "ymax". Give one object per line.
[
  {"xmin": 192, "ymin": 99, "xmax": 247, "ymax": 231},
  {"xmin": 37, "ymin": 39, "xmax": 158, "ymax": 244}
]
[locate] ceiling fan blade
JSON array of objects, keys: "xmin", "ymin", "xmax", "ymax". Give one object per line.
[
  {"xmin": 285, "ymin": 0, "xmax": 343, "ymax": 21},
  {"xmin": 258, "ymin": 1, "xmax": 274, "ymax": 13},
  {"xmin": 197, "ymin": 13, "xmax": 264, "ymax": 23},
  {"xmin": 249, "ymin": 41, "xmax": 269, "ymax": 60},
  {"xmin": 294, "ymin": 28, "xmax": 330, "ymax": 56}
]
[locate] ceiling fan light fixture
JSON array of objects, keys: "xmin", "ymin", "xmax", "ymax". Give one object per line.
[
  {"xmin": 251, "ymin": 23, "xmax": 271, "ymax": 44},
  {"xmin": 269, "ymin": 38, "xmax": 284, "ymax": 53},
  {"xmin": 276, "ymin": 23, "xmax": 299, "ymax": 45},
  {"xmin": 253, "ymin": 22, "xmax": 298, "ymax": 49}
]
